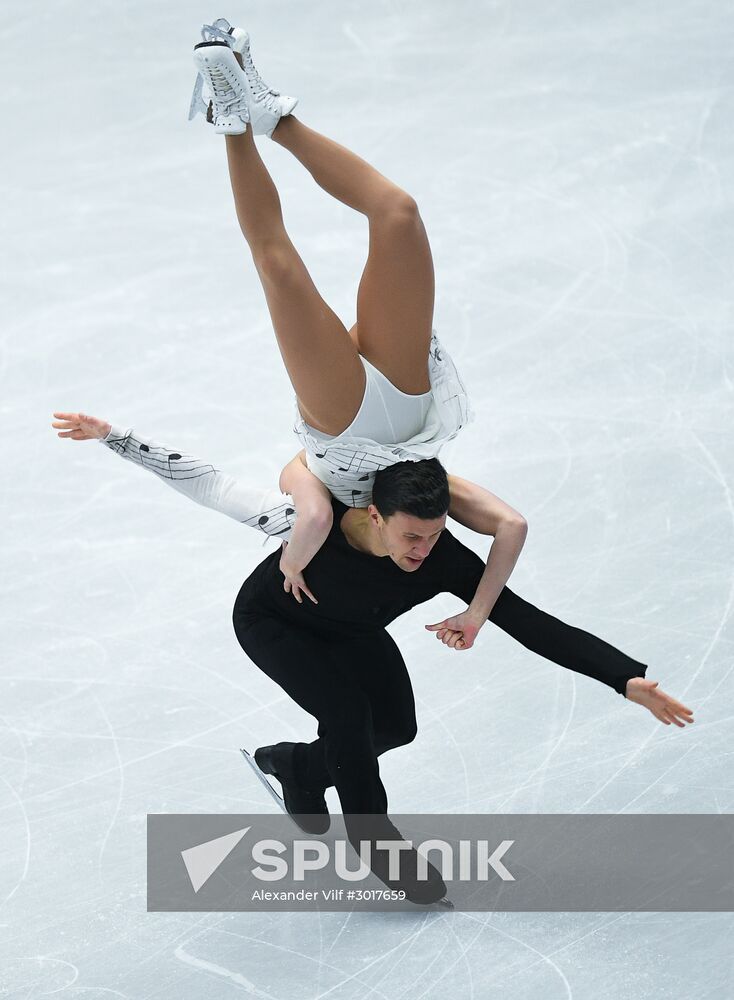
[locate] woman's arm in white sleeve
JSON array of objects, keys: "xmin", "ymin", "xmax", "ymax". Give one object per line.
[{"xmin": 98, "ymin": 424, "xmax": 296, "ymax": 540}]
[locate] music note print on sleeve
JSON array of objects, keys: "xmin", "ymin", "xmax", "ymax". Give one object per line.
[
  {"xmin": 242, "ymin": 503, "xmax": 297, "ymax": 537},
  {"xmin": 99, "ymin": 425, "xmax": 298, "ymax": 538},
  {"xmin": 105, "ymin": 427, "xmax": 217, "ymax": 483}
]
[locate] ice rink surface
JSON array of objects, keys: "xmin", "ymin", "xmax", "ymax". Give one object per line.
[{"xmin": 3, "ymin": 0, "xmax": 733, "ymax": 996}]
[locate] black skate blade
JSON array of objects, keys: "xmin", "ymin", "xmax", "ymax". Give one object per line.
[{"xmin": 240, "ymin": 747, "xmax": 287, "ymax": 814}]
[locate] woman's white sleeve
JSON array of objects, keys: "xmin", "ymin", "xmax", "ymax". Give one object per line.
[{"xmin": 97, "ymin": 425, "xmax": 296, "ymax": 540}]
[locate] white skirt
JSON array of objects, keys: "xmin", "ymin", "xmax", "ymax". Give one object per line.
[{"xmin": 292, "ymin": 329, "xmax": 474, "ymax": 507}]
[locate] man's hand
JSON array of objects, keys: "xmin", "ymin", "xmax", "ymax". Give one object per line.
[
  {"xmin": 425, "ymin": 609, "xmax": 485, "ymax": 650},
  {"xmin": 279, "ymin": 541, "xmax": 318, "ymax": 605},
  {"xmin": 625, "ymin": 677, "xmax": 695, "ymax": 727}
]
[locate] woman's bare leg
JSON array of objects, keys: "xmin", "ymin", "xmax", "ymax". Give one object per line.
[
  {"xmin": 225, "ymin": 127, "xmax": 365, "ymax": 435},
  {"xmin": 271, "ymin": 116, "xmax": 434, "ymax": 395}
]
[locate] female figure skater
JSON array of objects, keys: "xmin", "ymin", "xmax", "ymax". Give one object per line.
[{"xmin": 189, "ymin": 19, "xmax": 511, "ymax": 650}]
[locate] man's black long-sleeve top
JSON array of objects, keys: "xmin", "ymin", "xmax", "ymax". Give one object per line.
[
  {"xmin": 99, "ymin": 425, "xmax": 647, "ymax": 696},
  {"xmin": 240, "ymin": 496, "xmax": 648, "ymax": 697}
]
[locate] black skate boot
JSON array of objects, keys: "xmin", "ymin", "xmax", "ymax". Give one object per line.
[
  {"xmin": 253, "ymin": 742, "xmax": 331, "ymax": 835},
  {"xmin": 348, "ymin": 816, "xmax": 452, "ymax": 908}
]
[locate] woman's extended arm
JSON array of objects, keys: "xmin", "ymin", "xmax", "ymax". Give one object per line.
[
  {"xmin": 277, "ymin": 450, "xmax": 334, "ymax": 604},
  {"xmin": 425, "ymin": 473, "xmax": 528, "ymax": 650},
  {"xmin": 51, "ymin": 411, "xmax": 298, "ymax": 541}
]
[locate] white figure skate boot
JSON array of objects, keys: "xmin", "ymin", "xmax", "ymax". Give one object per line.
[
  {"xmin": 192, "ymin": 41, "xmax": 250, "ymax": 134},
  {"xmin": 189, "ymin": 19, "xmax": 298, "ymax": 138}
]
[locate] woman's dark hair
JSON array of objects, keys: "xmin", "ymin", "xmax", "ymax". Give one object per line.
[{"xmin": 372, "ymin": 458, "xmax": 450, "ymax": 520}]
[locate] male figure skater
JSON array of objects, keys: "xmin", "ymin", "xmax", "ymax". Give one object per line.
[{"xmin": 52, "ymin": 412, "xmax": 694, "ymax": 905}]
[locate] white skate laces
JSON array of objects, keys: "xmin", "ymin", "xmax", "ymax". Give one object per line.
[
  {"xmin": 188, "ymin": 19, "xmax": 237, "ymax": 121},
  {"xmin": 192, "ymin": 39, "xmax": 250, "ymax": 134},
  {"xmin": 188, "ymin": 18, "xmax": 298, "ymax": 138},
  {"xmin": 240, "ymin": 42, "xmax": 280, "ymax": 112}
]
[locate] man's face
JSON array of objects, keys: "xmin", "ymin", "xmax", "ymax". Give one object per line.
[{"xmin": 370, "ymin": 506, "xmax": 447, "ymax": 572}]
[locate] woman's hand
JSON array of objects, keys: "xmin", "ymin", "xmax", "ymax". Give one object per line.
[
  {"xmin": 279, "ymin": 541, "xmax": 318, "ymax": 605},
  {"xmin": 625, "ymin": 678, "xmax": 695, "ymax": 727},
  {"xmin": 424, "ymin": 609, "xmax": 486, "ymax": 650},
  {"xmin": 52, "ymin": 412, "xmax": 111, "ymax": 440}
]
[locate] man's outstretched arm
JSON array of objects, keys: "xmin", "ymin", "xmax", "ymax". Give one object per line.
[{"xmin": 434, "ymin": 533, "xmax": 694, "ymax": 725}]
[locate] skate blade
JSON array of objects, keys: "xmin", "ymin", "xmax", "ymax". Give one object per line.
[
  {"xmin": 240, "ymin": 747, "xmax": 287, "ymax": 814},
  {"xmin": 188, "ymin": 73, "xmax": 207, "ymax": 120},
  {"xmin": 435, "ymin": 896, "xmax": 454, "ymax": 910}
]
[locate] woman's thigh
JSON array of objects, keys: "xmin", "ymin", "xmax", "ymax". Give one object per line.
[
  {"xmin": 254, "ymin": 242, "xmax": 367, "ymax": 437},
  {"xmin": 353, "ymin": 198, "xmax": 434, "ymax": 395}
]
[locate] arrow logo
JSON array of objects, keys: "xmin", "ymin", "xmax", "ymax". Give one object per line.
[{"xmin": 181, "ymin": 826, "xmax": 251, "ymax": 893}]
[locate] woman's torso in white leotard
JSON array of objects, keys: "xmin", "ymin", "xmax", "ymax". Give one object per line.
[
  {"xmin": 309, "ymin": 353, "xmax": 434, "ymax": 445},
  {"xmin": 292, "ymin": 329, "xmax": 473, "ymax": 507}
]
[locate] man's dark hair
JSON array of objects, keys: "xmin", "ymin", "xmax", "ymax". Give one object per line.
[{"xmin": 372, "ymin": 458, "xmax": 450, "ymax": 520}]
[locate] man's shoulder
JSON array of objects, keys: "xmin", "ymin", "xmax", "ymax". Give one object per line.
[
  {"xmin": 419, "ymin": 526, "xmax": 462, "ymax": 573},
  {"xmin": 433, "ymin": 525, "xmax": 463, "ymax": 555},
  {"xmin": 321, "ymin": 496, "xmax": 354, "ymax": 554},
  {"xmin": 427, "ymin": 525, "xmax": 483, "ymax": 574},
  {"xmin": 421, "ymin": 526, "xmax": 484, "ymax": 603}
]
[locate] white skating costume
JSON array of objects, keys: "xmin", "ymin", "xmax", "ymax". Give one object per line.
[
  {"xmin": 293, "ymin": 329, "xmax": 474, "ymax": 507},
  {"xmin": 97, "ymin": 330, "xmax": 472, "ymax": 522}
]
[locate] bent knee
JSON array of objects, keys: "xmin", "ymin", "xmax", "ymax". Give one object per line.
[
  {"xmin": 374, "ymin": 190, "xmax": 421, "ymax": 225},
  {"xmin": 397, "ymin": 721, "xmax": 418, "ymax": 747},
  {"xmin": 375, "ymin": 720, "xmax": 418, "ymax": 753},
  {"xmin": 252, "ymin": 243, "xmax": 301, "ymax": 285}
]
